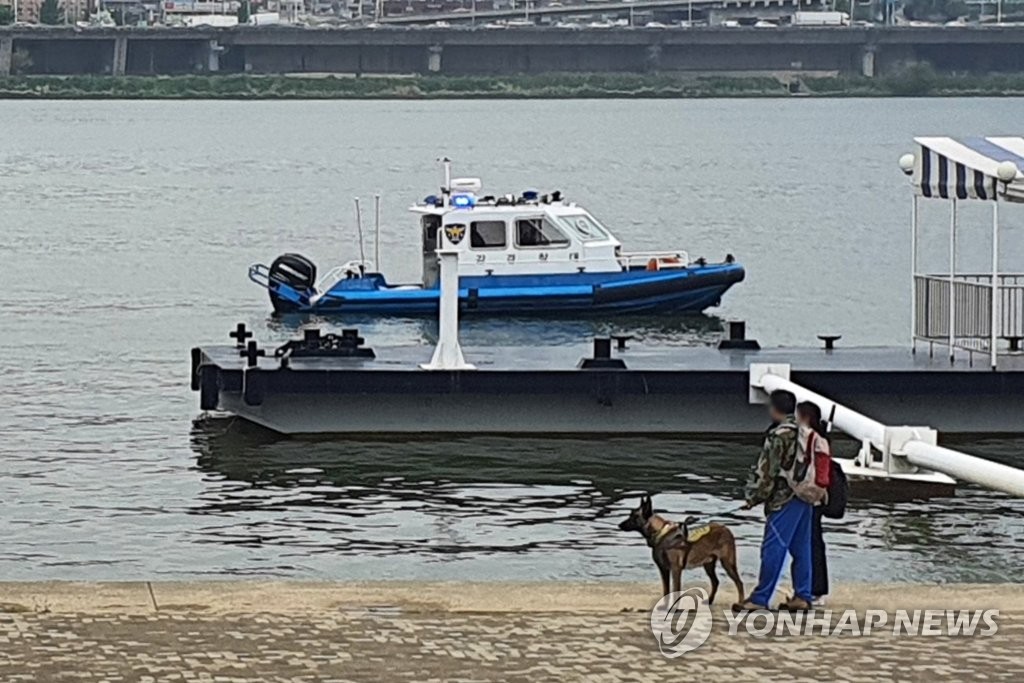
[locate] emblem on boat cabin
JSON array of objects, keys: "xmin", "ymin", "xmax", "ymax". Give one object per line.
[{"xmin": 444, "ymin": 224, "xmax": 466, "ymax": 246}]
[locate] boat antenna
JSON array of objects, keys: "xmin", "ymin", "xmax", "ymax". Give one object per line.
[
  {"xmin": 440, "ymin": 156, "xmax": 452, "ymax": 207},
  {"xmin": 374, "ymin": 193, "xmax": 382, "ymax": 273},
  {"xmin": 354, "ymin": 197, "xmax": 366, "ymax": 275}
]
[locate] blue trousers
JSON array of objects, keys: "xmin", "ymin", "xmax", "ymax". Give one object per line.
[{"xmin": 749, "ymin": 497, "xmax": 813, "ymax": 606}]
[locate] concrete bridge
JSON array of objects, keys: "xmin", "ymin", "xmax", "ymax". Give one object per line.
[
  {"xmin": 2, "ymin": 25, "xmax": 1024, "ymax": 79},
  {"xmin": 377, "ymin": 0, "xmax": 817, "ymax": 24}
]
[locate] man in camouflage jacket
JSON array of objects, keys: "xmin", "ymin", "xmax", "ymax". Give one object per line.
[{"xmin": 734, "ymin": 390, "xmax": 814, "ymax": 613}]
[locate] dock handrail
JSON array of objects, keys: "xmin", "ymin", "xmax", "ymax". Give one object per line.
[
  {"xmin": 914, "ymin": 273, "xmax": 1024, "ymax": 351},
  {"xmin": 750, "ymin": 363, "xmax": 1024, "ymax": 498}
]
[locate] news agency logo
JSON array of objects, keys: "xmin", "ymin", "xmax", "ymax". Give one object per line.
[
  {"xmin": 648, "ymin": 588, "xmax": 713, "ymax": 658},
  {"xmin": 649, "ymin": 599, "xmax": 1000, "ymax": 658}
]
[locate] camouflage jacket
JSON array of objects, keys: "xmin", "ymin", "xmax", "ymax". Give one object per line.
[{"xmin": 744, "ymin": 417, "xmax": 799, "ymax": 514}]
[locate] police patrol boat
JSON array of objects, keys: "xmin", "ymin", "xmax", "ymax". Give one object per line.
[{"xmin": 249, "ymin": 165, "xmax": 744, "ymax": 316}]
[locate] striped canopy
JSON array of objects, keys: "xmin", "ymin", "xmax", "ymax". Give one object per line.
[{"xmin": 914, "ymin": 137, "xmax": 1024, "ymax": 203}]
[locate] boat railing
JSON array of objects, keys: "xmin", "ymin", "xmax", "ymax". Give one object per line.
[
  {"xmin": 314, "ymin": 260, "xmax": 374, "ymax": 296},
  {"xmin": 248, "ymin": 263, "xmax": 272, "ymax": 289},
  {"xmin": 618, "ymin": 250, "xmax": 690, "ymax": 271},
  {"xmin": 914, "ymin": 273, "xmax": 1024, "ymax": 355}
]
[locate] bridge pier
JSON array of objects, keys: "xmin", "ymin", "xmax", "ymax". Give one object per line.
[
  {"xmin": 0, "ymin": 37, "xmax": 12, "ymax": 77},
  {"xmin": 861, "ymin": 45, "xmax": 876, "ymax": 78},
  {"xmin": 427, "ymin": 44, "xmax": 443, "ymax": 74},
  {"xmin": 207, "ymin": 40, "xmax": 221, "ymax": 73},
  {"xmin": 646, "ymin": 44, "xmax": 662, "ymax": 72},
  {"xmin": 111, "ymin": 35, "xmax": 128, "ymax": 76}
]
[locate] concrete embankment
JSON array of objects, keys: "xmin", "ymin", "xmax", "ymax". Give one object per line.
[{"xmin": 1, "ymin": 581, "xmax": 1021, "ymax": 680}]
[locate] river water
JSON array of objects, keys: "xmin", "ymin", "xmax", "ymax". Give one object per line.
[{"xmin": 1, "ymin": 98, "xmax": 1023, "ymax": 583}]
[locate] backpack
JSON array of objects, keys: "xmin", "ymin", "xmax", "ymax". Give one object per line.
[
  {"xmin": 782, "ymin": 426, "xmax": 828, "ymax": 505},
  {"xmin": 820, "ymin": 460, "xmax": 850, "ymax": 519},
  {"xmin": 812, "ymin": 431, "xmax": 832, "ymax": 489}
]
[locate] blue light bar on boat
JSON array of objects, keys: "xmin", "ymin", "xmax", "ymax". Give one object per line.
[
  {"xmin": 451, "ymin": 193, "xmax": 476, "ymax": 209},
  {"xmin": 522, "ymin": 190, "xmax": 539, "ymax": 201}
]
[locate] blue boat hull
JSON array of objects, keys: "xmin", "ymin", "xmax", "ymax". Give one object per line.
[{"xmin": 268, "ymin": 264, "xmax": 745, "ymax": 316}]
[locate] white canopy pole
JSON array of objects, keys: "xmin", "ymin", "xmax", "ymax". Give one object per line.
[
  {"xmin": 910, "ymin": 194, "xmax": 919, "ymax": 351},
  {"xmin": 948, "ymin": 198, "xmax": 957, "ymax": 362},
  {"xmin": 991, "ymin": 197, "xmax": 1000, "ymax": 369}
]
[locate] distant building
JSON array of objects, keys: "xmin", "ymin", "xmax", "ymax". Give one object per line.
[
  {"xmin": 1, "ymin": 0, "xmax": 43, "ymax": 22},
  {"xmin": 1, "ymin": 0, "xmax": 90, "ymax": 22}
]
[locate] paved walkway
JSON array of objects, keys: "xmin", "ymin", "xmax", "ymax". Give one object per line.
[{"xmin": 1, "ymin": 582, "xmax": 1021, "ymax": 682}]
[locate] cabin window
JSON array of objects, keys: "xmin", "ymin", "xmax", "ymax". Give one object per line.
[
  {"xmin": 557, "ymin": 213, "xmax": 609, "ymax": 241},
  {"xmin": 470, "ymin": 221, "xmax": 507, "ymax": 249},
  {"xmin": 515, "ymin": 218, "xmax": 569, "ymax": 248},
  {"xmin": 422, "ymin": 215, "xmax": 441, "ymax": 254}
]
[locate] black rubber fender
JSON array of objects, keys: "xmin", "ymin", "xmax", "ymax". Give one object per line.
[
  {"xmin": 243, "ymin": 367, "xmax": 265, "ymax": 407},
  {"xmin": 199, "ymin": 365, "xmax": 220, "ymax": 411},
  {"xmin": 190, "ymin": 347, "xmax": 201, "ymax": 391}
]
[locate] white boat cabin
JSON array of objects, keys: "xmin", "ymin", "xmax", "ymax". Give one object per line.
[{"xmin": 413, "ymin": 178, "xmax": 688, "ymax": 287}]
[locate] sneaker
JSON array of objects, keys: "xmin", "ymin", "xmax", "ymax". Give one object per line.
[{"xmin": 812, "ymin": 594, "xmax": 829, "ymax": 607}]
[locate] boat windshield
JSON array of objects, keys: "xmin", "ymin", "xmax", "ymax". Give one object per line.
[{"xmin": 556, "ymin": 213, "xmax": 610, "ymax": 241}]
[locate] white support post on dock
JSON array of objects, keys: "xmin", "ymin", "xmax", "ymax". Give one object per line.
[
  {"xmin": 750, "ymin": 364, "xmax": 1024, "ymax": 498},
  {"xmin": 421, "ymin": 247, "xmax": 474, "ymax": 371}
]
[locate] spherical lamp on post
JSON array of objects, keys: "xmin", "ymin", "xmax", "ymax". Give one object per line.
[
  {"xmin": 996, "ymin": 160, "xmax": 1019, "ymax": 184},
  {"xmin": 898, "ymin": 153, "xmax": 915, "ymax": 176}
]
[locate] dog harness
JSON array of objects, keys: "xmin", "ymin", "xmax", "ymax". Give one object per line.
[{"xmin": 650, "ymin": 523, "xmax": 677, "ymax": 546}]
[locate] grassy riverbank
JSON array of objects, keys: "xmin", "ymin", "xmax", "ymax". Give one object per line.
[{"xmin": 3, "ymin": 67, "xmax": 1024, "ymax": 99}]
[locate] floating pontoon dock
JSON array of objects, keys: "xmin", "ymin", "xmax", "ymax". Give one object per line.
[
  {"xmin": 193, "ymin": 136, "xmax": 1024, "ymax": 438},
  {"xmin": 191, "ymin": 328, "xmax": 1024, "ymax": 436}
]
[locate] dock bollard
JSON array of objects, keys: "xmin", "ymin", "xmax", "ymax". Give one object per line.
[
  {"xmin": 818, "ymin": 335, "xmax": 842, "ymax": 351},
  {"xmin": 718, "ymin": 321, "xmax": 760, "ymax": 351},
  {"xmin": 229, "ymin": 322, "xmax": 252, "ymax": 349},
  {"xmin": 242, "ymin": 340, "xmax": 266, "ymax": 368},
  {"xmin": 611, "ymin": 334, "xmax": 634, "ymax": 351},
  {"xmin": 578, "ymin": 337, "xmax": 627, "ymax": 369}
]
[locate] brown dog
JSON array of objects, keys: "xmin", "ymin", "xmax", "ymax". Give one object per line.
[{"xmin": 618, "ymin": 495, "xmax": 744, "ymax": 604}]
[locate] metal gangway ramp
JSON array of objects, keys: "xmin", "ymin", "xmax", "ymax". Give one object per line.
[{"xmin": 750, "ymin": 363, "xmax": 1024, "ymax": 498}]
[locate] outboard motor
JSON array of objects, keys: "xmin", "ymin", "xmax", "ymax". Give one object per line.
[{"xmin": 267, "ymin": 253, "xmax": 317, "ymax": 313}]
